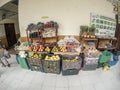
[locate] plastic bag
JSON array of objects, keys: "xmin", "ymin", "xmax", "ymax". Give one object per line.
[{"xmin": 99, "ymin": 50, "xmax": 111, "ymax": 63}]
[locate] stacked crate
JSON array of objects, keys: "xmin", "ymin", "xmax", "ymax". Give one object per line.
[
  {"xmin": 27, "ymin": 53, "xmax": 43, "ymax": 72},
  {"xmin": 82, "ymin": 57, "xmax": 99, "ymax": 70},
  {"xmin": 42, "ymin": 54, "xmax": 61, "ymax": 74},
  {"xmin": 62, "ymin": 55, "xmax": 82, "ymax": 75}
]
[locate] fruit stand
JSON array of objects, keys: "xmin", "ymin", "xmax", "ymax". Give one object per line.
[{"xmin": 14, "ymin": 21, "xmax": 119, "ymax": 75}]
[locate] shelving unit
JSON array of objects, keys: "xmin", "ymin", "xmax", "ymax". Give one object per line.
[
  {"xmin": 96, "ymin": 37, "xmax": 117, "ymax": 51},
  {"xmin": 42, "ymin": 22, "xmax": 58, "ymax": 47},
  {"xmin": 80, "ymin": 37, "xmax": 98, "ymax": 47},
  {"xmin": 26, "ymin": 28, "xmax": 43, "ymax": 45}
]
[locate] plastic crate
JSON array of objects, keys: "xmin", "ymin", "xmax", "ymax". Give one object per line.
[
  {"xmin": 62, "ymin": 55, "xmax": 82, "ymax": 70},
  {"xmin": 27, "ymin": 58, "xmax": 43, "ymax": 72},
  {"xmin": 82, "ymin": 63, "xmax": 98, "ymax": 71},
  {"xmin": 62, "ymin": 69, "xmax": 79, "ymax": 76},
  {"xmin": 29, "ymin": 65, "xmax": 42, "ymax": 71},
  {"xmin": 16, "ymin": 55, "xmax": 29, "ymax": 69},
  {"xmin": 42, "ymin": 54, "xmax": 61, "ymax": 74},
  {"xmin": 82, "ymin": 57, "xmax": 98, "ymax": 71},
  {"xmin": 27, "ymin": 58, "xmax": 42, "ymax": 66}
]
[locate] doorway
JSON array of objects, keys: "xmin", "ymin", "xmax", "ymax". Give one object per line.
[{"xmin": 4, "ymin": 23, "xmax": 17, "ymax": 47}]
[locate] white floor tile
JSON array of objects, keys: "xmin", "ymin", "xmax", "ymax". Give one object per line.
[
  {"xmin": 41, "ymin": 86, "xmax": 55, "ymax": 90},
  {"xmin": 42, "ymin": 76, "xmax": 56, "ymax": 86},
  {"xmin": 82, "ymin": 83, "xmax": 96, "ymax": 90},
  {"xmin": 94, "ymin": 82, "xmax": 106, "ymax": 90},
  {"xmin": 55, "ymin": 87, "xmax": 68, "ymax": 90},
  {"xmin": 56, "ymin": 76, "xmax": 68, "ymax": 88},
  {"xmin": 68, "ymin": 76, "xmax": 82, "ymax": 87},
  {"xmin": 0, "ymin": 54, "xmax": 120, "ymax": 90},
  {"xmin": 69, "ymin": 86, "xmax": 83, "ymax": 90}
]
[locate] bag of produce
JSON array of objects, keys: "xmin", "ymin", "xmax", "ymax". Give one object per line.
[{"xmin": 99, "ymin": 50, "xmax": 111, "ymax": 63}]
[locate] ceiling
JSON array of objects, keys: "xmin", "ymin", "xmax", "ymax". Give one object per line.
[{"xmin": 0, "ymin": 0, "xmax": 18, "ymax": 21}]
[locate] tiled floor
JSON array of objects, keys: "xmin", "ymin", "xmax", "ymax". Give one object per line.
[{"xmin": 0, "ymin": 54, "xmax": 120, "ymax": 90}]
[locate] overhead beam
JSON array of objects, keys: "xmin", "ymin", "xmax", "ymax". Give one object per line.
[{"xmin": 0, "ymin": 8, "xmax": 18, "ymax": 14}]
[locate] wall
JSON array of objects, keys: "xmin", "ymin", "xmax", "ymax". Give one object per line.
[
  {"xmin": 19, "ymin": 0, "xmax": 114, "ymax": 37},
  {"xmin": 0, "ymin": 0, "xmax": 11, "ymax": 7},
  {"xmin": 0, "ymin": 15, "xmax": 20, "ymax": 36},
  {"xmin": 0, "ymin": 15, "xmax": 20, "ymax": 47}
]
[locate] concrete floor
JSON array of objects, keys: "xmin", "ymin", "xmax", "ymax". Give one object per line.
[{"xmin": 0, "ymin": 54, "xmax": 120, "ymax": 90}]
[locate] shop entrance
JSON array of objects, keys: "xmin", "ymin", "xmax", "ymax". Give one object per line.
[{"xmin": 4, "ymin": 23, "xmax": 17, "ymax": 47}]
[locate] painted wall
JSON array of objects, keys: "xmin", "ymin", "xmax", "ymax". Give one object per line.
[
  {"xmin": 0, "ymin": 15, "xmax": 20, "ymax": 37},
  {"xmin": 19, "ymin": 0, "xmax": 114, "ymax": 36}
]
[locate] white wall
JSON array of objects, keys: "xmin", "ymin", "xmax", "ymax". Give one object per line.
[
  {"xmin": 19, "ymin": 0, "xmax": 114, "ymax": 36},
  {"xmin": 0, "ymin": 15, "xmax": 20, "ymax": 37}
]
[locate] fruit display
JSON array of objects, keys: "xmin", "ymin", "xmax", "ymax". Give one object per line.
[
  {"xmin": 59, "ymin": 46, "xmax": 67, "ymax": 52},
  {"xmin": 27, "ymin": 52, "xmax": 43, "ymax": 69},
  {"xmin": 33, "ymin": 46, "xmax": 39, "ymax": 52},
  {"xmin": 42, "ymin": 21, "xmax": 58, "ymax": 38},
  {"xmin": 62, "ymin": 55, "xmax": 82, "ymax": 70},
  {"xmin": 57, "ymin": 36, "xmax": 80, "ymax": 52},
  {"xmin": 27, "ymin": 46, "xmax": 33, "ymax": 51},
  {"xmin": 28, "ymin": 53, "xmax": 42, "ymax": 59},
  {"xmin": 63, "ymin": 56, "xmax": 79, "ymax": 62},
  {"xmin": 43, "ymin": 54, "xmax": 61, "ymax": 74},
  {"xmin": 81, "ymin": 34, "xmax": 96, "ymax": 38},
  {"xmin": 44, "ymin": 55, "xmax": 60, "ymax": 61},
  {"xmin": 103, "ymin": 63, "xmax": 110, "ymax": 71},
  {"xmin": 51, "ymin": 46, "xmax": 58, "ymax": 52},
  {"xmin": 82, "ymin": 46, "xmax": 100, "ymax": 71},
  {"xmin": 27, "ymin": 45, "xmax": 44, "ymax": 52},
  {"xmin": 83, "ymin": 45, "xmax": 101, "ymax": 58},
  {"xmin": 44, "ymin": 21, "xmax": 59, "ymax": 28},
  {"xmin": 38, "ymin": 45, "xmax": 44, "ymax": 52},
  {"xmin": 45, "ymin": 46, "xmax": 51, "ymax": 52},
  {"xmin": 80, "ymin": 25, "xmax": 96, "ymax": 38}
]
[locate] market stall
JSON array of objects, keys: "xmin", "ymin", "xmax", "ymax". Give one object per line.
[{"xmin": 15, "ymin": 21, "xmax": 119, "ymax": 75}]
